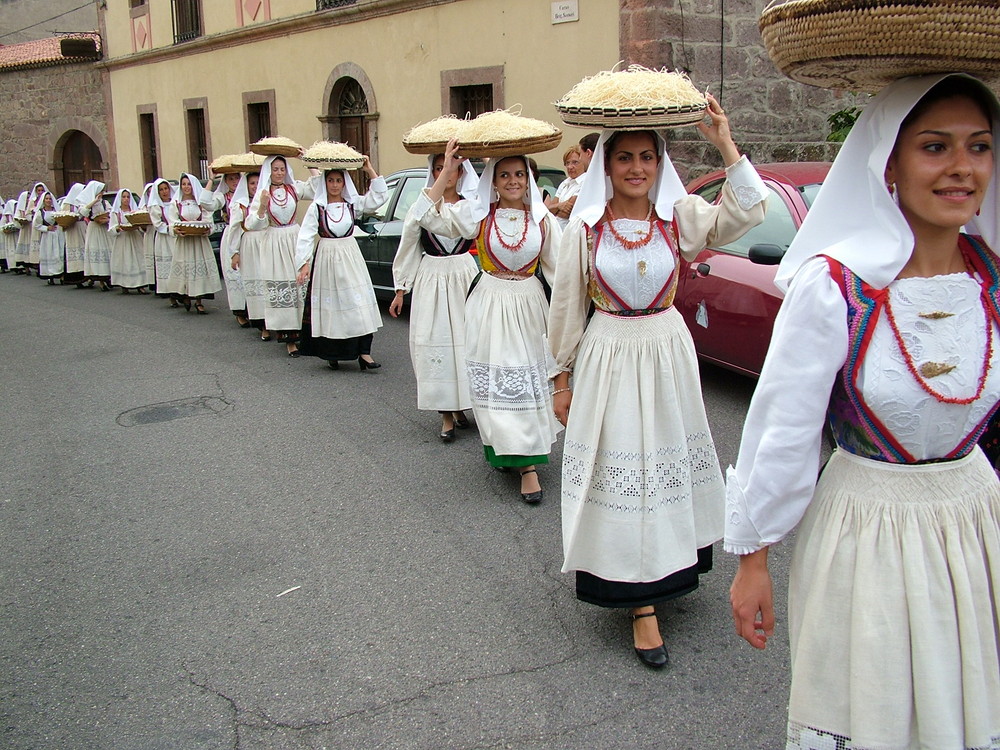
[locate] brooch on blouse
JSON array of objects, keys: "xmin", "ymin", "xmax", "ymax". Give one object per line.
[
  {"xmin": 918, "ymin": 311, "xmax": 954, "ymax": 319},
  {"xmin": 919, "ymin": 361, "xmax": 956, "ymax": 378}
]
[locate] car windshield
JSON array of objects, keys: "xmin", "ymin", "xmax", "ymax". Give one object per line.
[{"xmin": 799, "ymin": 183, "xmax": 823, "ymax": 208}]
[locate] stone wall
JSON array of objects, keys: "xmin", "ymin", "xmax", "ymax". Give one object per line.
[
  {"xmin": 0, "ymin": 62, "xmax": 110, "ymax": 199},
  {"xmin": 619, "ymin": 0, "xmax": 859, "ymax": 147}
]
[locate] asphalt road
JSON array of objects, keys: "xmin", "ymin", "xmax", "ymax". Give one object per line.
[{"xmin": 0, "ymin": 273, "xmax": 793, "ymax": 750}]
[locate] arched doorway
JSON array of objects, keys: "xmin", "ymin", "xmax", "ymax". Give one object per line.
[
  {"xmin": 326, "ymin": 76, "xmax": 374, "ymax": 192},
  {"xmin": 61, "ymin": 131, "xmax": 104, "ymax": 195}
]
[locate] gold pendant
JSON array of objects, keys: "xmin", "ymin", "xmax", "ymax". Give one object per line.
[
  {"xmin": 919, "ymin": 361, "xmax": 956, "ymax": 378},
  {"xmin": 637, "ymin": 260, "xmax": 647, "ymax": 277},
  {"xmin": 918, "ymin": 311, "xmax": 954, "ymax": 319}
]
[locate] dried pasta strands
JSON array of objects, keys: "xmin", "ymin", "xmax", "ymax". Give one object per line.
[
  {"xmin": 556, "ymin": 65, "xmax": 706, "ymax": 110},
  {"xmin": 403, "ymin": 115, "xmax": 468, "ymax": 145},
  {"xmin": 251, "ymin": 136, "xmax": 301, "ymax": 149},
  {"xmin": 463, "ymin": 108, "xmax": 559, "ymax": 144},
  {"xmin": 303, "ymin": 140, "xmax": 364, "ymax": 162}
]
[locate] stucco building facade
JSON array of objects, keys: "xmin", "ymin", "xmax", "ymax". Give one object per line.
[{"xmin": 100, "ymin": 0, "xmax": 843, "ymax": 192}]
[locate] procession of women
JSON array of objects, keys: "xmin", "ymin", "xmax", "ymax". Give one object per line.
[{"xmin": 4, "ymin": 6, "xmax": 1000, "ymax": 741}]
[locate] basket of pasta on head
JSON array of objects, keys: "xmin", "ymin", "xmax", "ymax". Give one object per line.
[
  {"xmin": 554, "ymin": 64, "xmax": 708, "ymax": 130},
  {"xmin": 249, "ymin": 136, "xmax": 303, "ymax": 158},
  {"xmin": 758, "ymin": 0, "xmax": 1000, "ymax": 92},
  {"xmin": 404, "ymin": 108, "xmax": 562, "ymax": 158},
  {"xmin": 301, "ymin": 140, "xmax": 366, "ymax": 170}
]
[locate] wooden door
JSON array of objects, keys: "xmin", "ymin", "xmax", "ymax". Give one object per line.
[
  {"xmin": 339, "ymin": 116, "xmax": 368, "ymax": 193},
  {"xmin": 61, "ymin": 131, "xmax": 104, "ymax": 196}
]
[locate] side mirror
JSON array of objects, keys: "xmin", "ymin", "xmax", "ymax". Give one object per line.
[{"xmin": 748, "ymin": 243, "xmax": 785, "ymax": 265}]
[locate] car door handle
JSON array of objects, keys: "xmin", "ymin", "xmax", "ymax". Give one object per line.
[{"xmin": 692, "ymin": 262, "xmax": 711, "ymax": 278}]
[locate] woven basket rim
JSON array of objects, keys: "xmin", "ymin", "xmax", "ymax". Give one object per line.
[
  {"xmin": 761, "ymin": 0, "xmax": 996, "ymax": 26},
  {"xmin": 248, "ymin": 144, "xmax": 301, "ymax": 157},
  {"xmin": 300, "ymin": 156, "xmax": 366, "ymax": 169},
  {"xmin": 174, "ymin": 221, "xmax": 212, "ymax": 236},
  {"xmin": 760, "ymin": 0, "xmax": 1000, "ymax": 90},
  {"xmin": 53, "ymin": 214, "xmax": 78, "ymax": 226},
  {"xmin": 557, "ymin": 107, "xmax": 706, "ymax": 129},
  {"xmin": 14, "ymin": 216, "xmax": 31, "ymax": 225}
]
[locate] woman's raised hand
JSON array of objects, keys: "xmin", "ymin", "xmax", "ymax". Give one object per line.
[
  {"xmin": 257, "ymin": 188, "xmax": 269, "ymax": 216},
  {"xmin": 696, "ymin": 93, "xmax": 740, "ymax": 167}
]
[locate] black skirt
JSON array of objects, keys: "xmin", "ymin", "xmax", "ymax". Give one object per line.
[{"xmin": 575, "ymin": 545, "xmax": 713, "ymax": 609}]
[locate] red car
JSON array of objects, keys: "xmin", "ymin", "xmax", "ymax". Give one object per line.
[{"xmin": 676, "ymin": 162, "xmax": 831, "ymax": 377}]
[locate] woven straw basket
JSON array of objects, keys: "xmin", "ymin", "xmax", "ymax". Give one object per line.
[
  {"xmin": 14, "ymin": 216, "xmax": 31, "ymax": 226},
  {"xmin": 125, "ymin": 211, "xmax": 152, "ymax": 226},
  {"xmin": 248, "ymin": 140, "xmax": 302, "ymax": 157},
  {"xmin": 2, "ymin": 223, "xmax": 20, "ymax": 234},
  {"xmin": 555, "ymin": 103, "xmax": 707, "ymax": 129},
  {"xmin": 53, "ymin": 213, "xmax": 78, "ymax": 228},
  {"xmin": 760, "ymin": 0, "xmax": 1000, "ymax": 91},
  {"xmin": 403, "ymin": 132, "xmax": 562, "ymax": 158},
  {"xmin": 174, "ymin": 222, "xmax": 211, "ymax": 237}
]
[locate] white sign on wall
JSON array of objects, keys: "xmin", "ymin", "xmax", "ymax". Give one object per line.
[{"xmin": 552, "ymin": 0, "xmax": 579, "ymax": 25}]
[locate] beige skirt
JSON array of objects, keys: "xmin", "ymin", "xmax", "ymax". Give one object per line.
[
  {"xmin": 153, "ymin": 231, "xmax": 175, "ymax": 294},
  {"xmin": 64, "ymin": 222, "xmax": 86, "ymax": 274},
  {"xmin": 259, "ymin": 224, "xmax": 305, "ymax": 331},
  {"xmin": 165, "ymin": 234, "xmax": 221, "ymax": 297},
  {"xmin": 83, "ymin": 221, "xmax": 112, "ymax": 278},
  {"xmin": 408, "ymin": 253, "xmax": 478, "ymax": 412},
  {"xmin": 465, "ymin": 272, "xmax": 561, "ymax": 457},
  {"xmin": 309, "ymin": 236, "xmax": 381, "ymax": 339},
  {"xmin": 560, "ymin": 308, "xmax": 724, "ymax": 582},
  {"xmin": 111, "ymin": 230, "xmax": 148, "ymax": 289},
  {"xmin": 786, "ymin": 448, "xmax": 1000, "ymax": 750},
  {"xmin": 239, "ymin": 230, "xmax": 267, "ymax": 320}
]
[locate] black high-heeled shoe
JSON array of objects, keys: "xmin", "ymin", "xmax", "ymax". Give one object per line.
[
  {"xmin": 519, "ymin": 468, "xmax": 543, "ymax": 504},
  {"xmin": 454, "ymin": 411, "xmax": 471, "ymax": 429},
  {"xmin": 631, "ymin": 611, "xmax": 668, "ymax": 669},
  {"xmin": 327, "ymin": 360, "xmax": 339, "ymax": 370},
  {"xmin": 358, "ymin": 357, "xmax": 381, "ymax": 370}
]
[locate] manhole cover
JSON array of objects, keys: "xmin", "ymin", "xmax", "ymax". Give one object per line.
[{"xmin": 117, "ymin": 397, "xmax": 233, "ymax": 426}]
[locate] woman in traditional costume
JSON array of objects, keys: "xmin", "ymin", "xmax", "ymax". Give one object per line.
[
  {"xmin": 60, "ymin": 184, "xmax": 88, "ymax": 286},
  {"xmin": 728, "ymin": 74, "xmax": 1000, "ymax": 748},
  {"xmin": 25, "ymin": 181, "xmax": 49, "ymax": 275},
  {"xmin": 294, "ymin": 158, "xmax": 387, "ymax": 367},
  {"xmin": 213, "ymin": 172, "xmax": 251, "ymax": 328},
  {"xmin": 416, "ymin": 140, "xmax": 563, "ymax": 502},
  {"xmin": 389, "ymin": 154, "xmax": 479, "ymax": 439},
  {"xmin": 245, "ymin": 156, "xmax": 317, "ymax": 355},
  {"xmin": 228, "ymin": 172, "xmax": 267, "ymax": 337},
  {"xmin": 33, "ymin": 191, "xmax": 65, "ymax": 284},
  {"xmin": 13, "ymin": 189, "xmax": 34, "ymax": 274},
  {"xmin": 108, "ymin": 189, "xmax": 148, "ymax": 294},
  {"xmin": 166, "ymin": 174, "xmax": 222, "ymax": 313},
  {"xmin": 548, "ymin": 92, "xmax": 767, "ymax": 668},
  {"xmin": 79, "ymin": 181, "xmax": 113, "ymax": 291},
  {"xmin": 2, "ymin": 198, "xmax": 18, "ymax": 274},
  {"xmin": 147, "ymin": 178, "xmax": 177, "ymax": 301}
]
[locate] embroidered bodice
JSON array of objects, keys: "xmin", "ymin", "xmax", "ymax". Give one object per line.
[
  {"xmin": 827, "ymin": 238, "xmax": 1000, "ymax": 463},
  {"xmin": 420, "ymin": 229, "xmax": 472, "ymax": 257},
  {"xmin": 176, "ymin": 200, "xmax": 207, "ymax": 223},
  {"xmin": 267, "ymin": 184, "xmax": 297, "ymax": 226},
  {"xmin": 316, "ymin": 201, "xmax": 355, "ymax": 239},
  {"xmin": 589, "ymin": 218, "xmax": 678, "ymax": 312},
  {"xmin": 478, "ymin": 208, "xmax": 543, "ymax": 275}
]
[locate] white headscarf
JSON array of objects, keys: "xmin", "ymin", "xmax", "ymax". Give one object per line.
[
  {"xmin": 138, "ymin": 182, "xmax": 154, "ymax": 209},
  {"xmin": 178, "ymin": 173, "xmax": 206, "ymax": 204},
  {"xmin": 15, "ymin": 191, "xmax": 29, "ymax": 217},
  {"xmin": 76, "ymin": 180, "xmax": 106, "ymax": 211},
  {"xmin": 249, "ymin": 155, "xmax": 298, "ymax": 215},
  {"xmin": 2, "ymin": 199, "xmax": 16, "ymax": 222},
  {"xmin": 108, "ymin": 188, "xmax": 135, "ymax": 231},
  {"xmin": 471, "ymin": 155, "xmax": 549, "ymax": 224},
  {"xmin": 26, "ymin": 182, "xmax": 50, "ymax": 213},
  {"xmin": 424, "ymin": 154, "xmax": 479, "ymax": 199},
  {"xmin": 230, "ymin": 172, "xmax": 259, "ymax": 212},
  {"xmin": 570, "ymin": 129, "xmax": 687, "ymax": 228},
  {"xmin": 32, "ymin": 190, "xmax": 56, "ymax": 222},
  {"xmin": 145, "ymin": 178, "xmax": 176, "ymax": 211},
  {"xmin": 775, "ymin": 73, "xmax": 1000, "ymax": 292},
  {"xmin": 61, "ymin": 183, "xmax": 86, "ymax": 211}
]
